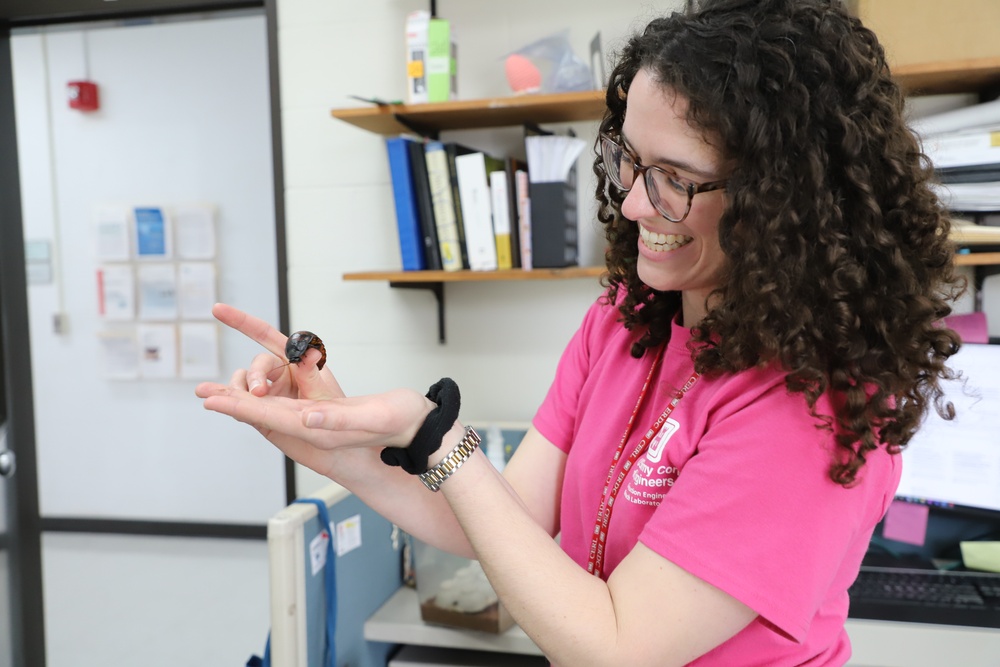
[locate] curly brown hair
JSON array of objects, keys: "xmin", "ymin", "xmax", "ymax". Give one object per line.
[{"xmin": 594, "ymin": 0, "xmax": 966, "ymax": 486}]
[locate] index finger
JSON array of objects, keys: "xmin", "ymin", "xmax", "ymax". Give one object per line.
[{"xmin": 212, "ymin": 302, "xmax": 287, "ymax": 358}]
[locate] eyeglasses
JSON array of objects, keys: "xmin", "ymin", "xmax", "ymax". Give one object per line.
[{"xmin": 600, "ymin": 133, "xmax": 728, "ymax": 223}]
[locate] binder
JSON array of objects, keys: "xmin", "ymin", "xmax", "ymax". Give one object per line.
[
  {"xmin": 454, "ymin": 151, "xmax": 502, "ymax": 271},
  {"xmin": 425, "ymin": 141, "xmax": 465, "ymax": 271},
  {"xmin": 385, "ymin": 136, "xmax": 427, "ymax": 271},
  {"xmin": 405, "ymin": 139, "xmax": 442, "ymax": 270}
]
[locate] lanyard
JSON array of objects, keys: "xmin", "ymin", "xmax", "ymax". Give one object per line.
[{"xmin": 587, "ymin": 345, "xmax": 700, "ymax": 579}]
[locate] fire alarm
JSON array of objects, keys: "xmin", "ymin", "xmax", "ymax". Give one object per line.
[{"xmin": 67, "ymin": 81, "xmax": 100, "ymax": 112}]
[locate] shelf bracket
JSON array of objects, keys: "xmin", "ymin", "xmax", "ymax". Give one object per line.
[
  {"xmin": 391, "ymin": 113, "xmax": 438, "ymax": 140},
  {"xmin": 389, "ymin": 281, "xmax": 446, "ymax": 344}
]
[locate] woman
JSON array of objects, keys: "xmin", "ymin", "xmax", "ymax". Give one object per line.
[{"xmin": 197, "ymin": 0, "xmax": 964, "ymax": 663}]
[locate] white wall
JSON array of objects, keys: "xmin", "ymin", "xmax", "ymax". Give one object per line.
[{"xmin": 275, "ymin": 0, "xmax": 676, "ymax": 494}]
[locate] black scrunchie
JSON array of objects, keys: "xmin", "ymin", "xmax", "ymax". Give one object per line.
[{"xmin": 380, "ymin": 377, "xmax": 460, "ymax": 474}]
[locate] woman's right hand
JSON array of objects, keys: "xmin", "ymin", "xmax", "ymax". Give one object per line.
[
  {"xmin": 194, "ymin": 303, "xmax": 433, "ymax": 478},
  {"xmin": 211, "ymin": 302, "xmax": 344, "ymax": 402}
]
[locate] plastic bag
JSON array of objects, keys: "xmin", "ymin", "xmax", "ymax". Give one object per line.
[{"xmin": 504, "ymin": 30, "xmax": 593, "ymax": 94}]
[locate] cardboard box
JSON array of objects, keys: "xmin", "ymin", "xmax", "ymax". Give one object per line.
[
  {"xmin": 405, "ymin": 10, "xmax": 457, "ymax": 104},
  {"xmin": 847, "ymin": 0, "xmax": 1000, "ymax": 68},
  {"xmin": 412, "ymin": 539, "xmax": 514, "ymax": 634}
]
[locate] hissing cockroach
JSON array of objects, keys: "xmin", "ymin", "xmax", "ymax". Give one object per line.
[{"xmin": 285, "ymin": 331, "xmax": 327, "ymax": 371}]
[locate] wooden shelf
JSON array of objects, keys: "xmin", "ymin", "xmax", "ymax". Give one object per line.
[
  {"xmin": 344, "ymin": 266, "xmax": 603, "ymax": 344},
  {"xmin": 330, "ymin": 90, "xmax": 606, "ymax": 136},
  {"xmin": 895, "ymin": 57, "xmax": 1000, "ymax": 96},
  {"xmin": 956, "ymin": 252, "xmax": 1000, "ymax": 267},
  {"xmin": 329, "ymin": 57, "xmax": 1000, "ymax": 138},
  {"xmin": 342, "ymin": 266, "xmax": 604, "ymax": 283}
]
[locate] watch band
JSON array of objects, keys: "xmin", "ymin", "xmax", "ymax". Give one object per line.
[{"xmin": 418, "ymin": 426, "xmax": 481, "ymax": 492}]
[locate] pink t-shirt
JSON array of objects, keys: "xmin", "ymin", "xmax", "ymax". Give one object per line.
[{"xmin": 533, "ymin": 295, "xmax": 901, "ymax": 666}]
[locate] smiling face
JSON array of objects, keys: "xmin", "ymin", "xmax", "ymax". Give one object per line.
[{"xmin": 619, "ymin": 68, "xmax": 730, "ymax": 326}]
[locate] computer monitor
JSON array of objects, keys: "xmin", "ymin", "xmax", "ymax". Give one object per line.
[{"xmin": 894, "ymin": 342, "xmax": 1000, "ymax": 521}]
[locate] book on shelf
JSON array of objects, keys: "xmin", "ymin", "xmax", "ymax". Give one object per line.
[
  {"xmin": 405, "ymin": 137, "xmax": 443, "ymax": 270},
  {"xmin": 424, "ymin": 141, "xmax": 467, "ymax": 271},
  {"xmin": 442, "ymin": 142, "xmax": 477, "ymax": 269},
  {"xmin": 454, "ymin": 151, "xmax": 504, "ymax": 271},
  {"xmin": 385, "ymin": 136, "xmax": 427, "ymax": 271},
  {"xmin": 515, "ymin": 168, "xmax": 532, "ymax": 270},
  {"xmin": 503, "ymin": 157, "xmax": 528, "ymax": 269},
  {"xmin": 489, "ymin": 169, "xmax": 514, "ymax": 270}
]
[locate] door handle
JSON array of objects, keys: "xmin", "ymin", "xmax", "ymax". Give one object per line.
[{"xmin": 0, "ymin": 450, "xmax": 15, "ymax": 478}]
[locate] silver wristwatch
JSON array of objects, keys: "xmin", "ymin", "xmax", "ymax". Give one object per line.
[{"xmin": 418, "ymin": 426, "xmax": 481, "ymax": 492}]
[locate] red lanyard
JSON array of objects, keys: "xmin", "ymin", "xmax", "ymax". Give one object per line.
[{"xmin": 587, "ymin": 344, "xmax": 700, "ymax": 579}]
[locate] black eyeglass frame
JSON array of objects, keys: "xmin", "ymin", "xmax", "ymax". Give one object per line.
[{"xmin": 600, "ymin": 133, "xmax": 728, "ymax": 223}]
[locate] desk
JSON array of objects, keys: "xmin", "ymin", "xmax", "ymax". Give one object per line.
[{"xmin": 366, "ymin": 587, "xmax": 1000, "ymax": 667}]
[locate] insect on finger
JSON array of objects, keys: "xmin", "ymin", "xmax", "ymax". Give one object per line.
[{"xmin": 285, "ymin": 331, "xmax": 327, "ymax": 371}]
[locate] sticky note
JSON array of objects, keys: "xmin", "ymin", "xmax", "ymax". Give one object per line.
[
  {"xmin": 336, "ymin": 514, "xmax": 363, "ymax": 557},
  {"xmin": 882, "ymin": 500, "xmax": 929, "ymax": 546},
  {"xmin": 960, "ymin": 542, "xmax": 1000, "ymax": 574}
]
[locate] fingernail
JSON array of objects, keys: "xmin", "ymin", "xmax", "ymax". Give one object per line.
[
  {"xmin": 249, "ymin": 380, "xmax": 261, "ymax": 392},
  {"xmin": 305, "ymin": 412, "xmax": 322, "ymax": 427}
]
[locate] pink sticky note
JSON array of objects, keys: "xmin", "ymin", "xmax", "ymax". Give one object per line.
[
  {"xmin": 943, "ymin": 312, "xmax": 988, "ymax": 344},
  {"xmin": 882, "ymin": 500, "xmax": 929, "ymax": 546}
]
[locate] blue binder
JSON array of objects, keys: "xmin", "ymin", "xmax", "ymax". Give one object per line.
[{"xmin": 386, "ymin": 136, "xmax": 428, "ymax": 271}]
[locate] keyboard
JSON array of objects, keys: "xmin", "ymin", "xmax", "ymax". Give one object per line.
[{"xmin": 849, "ymin": 566, "xmax": 1000, "ymax": 628}]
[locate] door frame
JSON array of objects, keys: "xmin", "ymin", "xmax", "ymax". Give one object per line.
[
  {"xmin": 0, "ymin": 1, "xmax": 291, "ymax": 663},
  {"xmin": 0, "ymin": 26, "xmax": 45, "ymax": 667}
]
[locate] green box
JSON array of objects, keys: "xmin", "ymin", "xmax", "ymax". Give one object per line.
[{"xmin": 405, "ymin": 10, "xmax": 457, "ymax": 104}]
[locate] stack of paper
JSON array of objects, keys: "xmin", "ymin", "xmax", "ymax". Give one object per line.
[
  {"xmin": 913, "ymin": 99, "xmax": 1000, "ymax": 217},
  {"xmin": 934, "ymin": 183, "xmax": 1000, "ymax": 213},
  {"xmin": 525, "ymin": 134, "xmax": 586, "ymax": 183}
]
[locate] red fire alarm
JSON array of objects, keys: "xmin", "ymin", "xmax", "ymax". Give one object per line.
[{"xmin": 67, "ymin": 81, "xmax": 100, "ymax": 112}]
